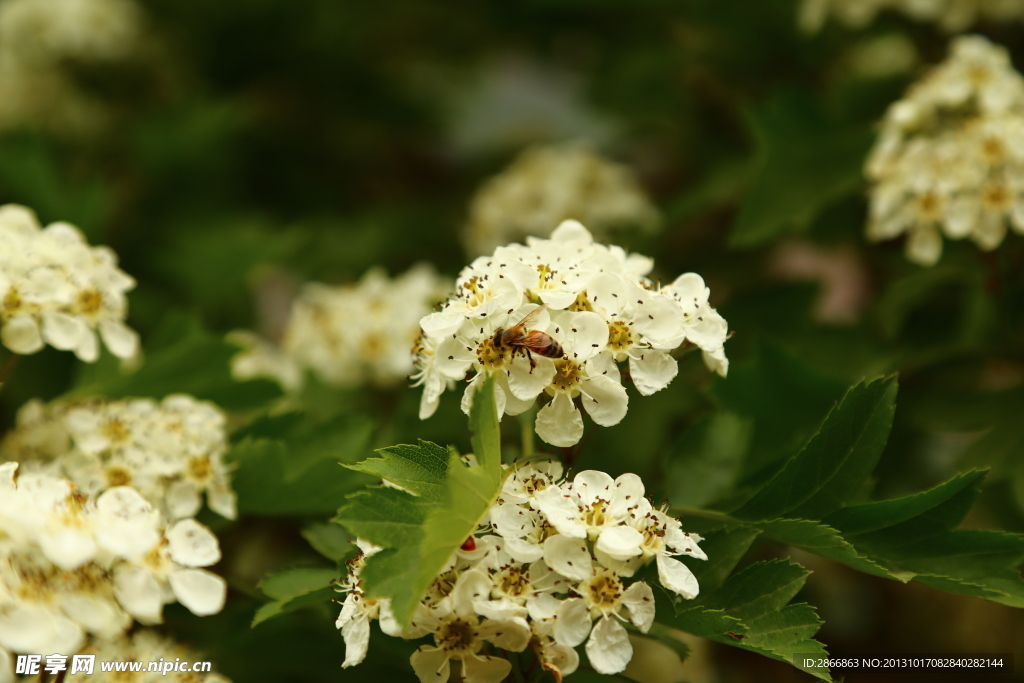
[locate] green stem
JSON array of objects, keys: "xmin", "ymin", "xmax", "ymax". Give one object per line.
[{"xmin": 519, "ymin": 405, "xmax": 536, "ymax": 460}]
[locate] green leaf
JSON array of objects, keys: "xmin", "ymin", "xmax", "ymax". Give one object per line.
[
  {"xmin": 711, "ymin": 340, "xmax": 847, "ymax": 480},
  {"xmin": 823, "ymin": 470, "xmax": 988, "ymax": 535},
  {"xmin": 347, "ymin": 441, "xmax": 451, "ymax": 502},
  {"xmin": 759, "ymin": 519, "xmax": 902, "ymax": 580},
  {"xmin": 667, "ymin": 412, "xmax": 751, "ymax": 509},
  {"xmin": 228, "ymin": 414, "xmax": 375, "ymax": 516},
  {"xmin": 301, "ymin": 522, "xmax": 354, "ymax": 563},
  {"xmin": 730, "ymin": 91, "xmax": 872, "ymax": 248},
  {"xmin": 334, "ymin": 375, "xmax": 505, "ymax": 625},
  {"xmin": 733, "ymin": 376, "xmax": 898, "ymax": 521},
  {"xmin": 253, "ymin": 567, "xmax": 338, "ymax": 627},
  {"xmin": 700, "ymin": 560, "xmax": 831, "ymax": 681}
]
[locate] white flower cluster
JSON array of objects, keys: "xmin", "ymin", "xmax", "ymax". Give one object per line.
[
  {"xmin": 0, "ymin": 204, "xmax": 139, "ymax": 361},
  {"xmin": 7, "ymin": 630, "xmax": 232, "ymax": 683},
  {"xmin": 799, "ymin": 0, "xmax": 1024, "ymax": 33},
  {"xmin": 230, "ymin": 265, "xmax": 449, "ymax": 392},
  {"xmin": 0, "ymin": 395, "xmax": 236, "ymax": 521},
  {"xmin": 464, "ymin": 141, "xmax": 660, "ymax": 257},
  {"xmin": 336, "ymin": 462, "xmax": 705, "ymax": 682},
  {"xmin": 0, "ymin": 0, "xmax": 141, "ymax": 133},
  {"xmin": 0, "ymin": 463, "xmax": 226, "ymax": 671},
  {"xmin": 414, "ymin": 220, "xmax": 729, "ymax": 447},
  {"xmin": 865, "ymin": 36, "xmax": 1024, "ymax": 266}
]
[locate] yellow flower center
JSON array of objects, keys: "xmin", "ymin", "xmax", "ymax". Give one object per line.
[{"xmin": 551, "ymin": 359, "xmax": 582, "ymax": 392}]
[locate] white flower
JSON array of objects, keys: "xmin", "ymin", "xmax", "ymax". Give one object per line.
[
  {"xmin": 865, "ymin": 35, "xmax": 1024, "ymax": 264},
  {"xmin": 1, "ymin": 394, "xmax": 236, "ymax": 520},
  {"xmin": 417, "ymin": 220, "xmax": 729, "ymax": 446},
  {"xmin": 464, "ymin": 141, "xmax": 660, "ymax": 257},
  {"xmin": 533, "ymin": 470, "xmax": 645, "ymax": 543},
  {"xmin": 409, "ymin": 570, "xmax": 531, "ymax": 683},
  {"xmin": 112, "ymin": 518, "xmax": 225, "ymax": 623},
  {"xmin": 335, "ymin": 467, "xmax": 704, "ymax": 680},
  {"xmin": 553, "ymin": 568, "xmax": 655, "ymax": 675},
  {"xmin": 0, "ymin": 464, "xmax": 227, "ymax": 655},
  {"xmin": 0, "ymin": 204, "xmax": 138, "ymax": 360}
]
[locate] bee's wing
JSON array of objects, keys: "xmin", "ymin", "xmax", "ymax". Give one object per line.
[
  {"xmin": 513, "ymin": 303, "xmax": 548, "ymax": 329},
  {"xmin": 519, "ymin": 330, "xmax": 556, "ymax": 351}
]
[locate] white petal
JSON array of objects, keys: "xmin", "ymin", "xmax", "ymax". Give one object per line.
[
  {"xmin": 410, "ymin": 647, "xmax": 450, "ymax": 683},
  {"xmin": 94, "ymin": 486, "xmax": 161, "ymax": 558},
  {"xmin": 610, "ymin": 473, "xmax": 646, "ymax": 517},
  {"xmin": 571, "ymin": 470, "xmax": 615, "ymax": 506},
  {"xmin": 1, "ymin": 315, "xmax": 43, "ymax": 354},
  {"xmin": 169, "ymin": 568, "xmax": 227, "ymax": 616},
  {"xmin": 99, "ymin": 320, "xmax": 139, "ymax": 359},
  {"xmin": 503, "ymin": 536, "xmax": 544, "ymax": 563},
  {"xmin": 543, "ymin": 534, "xmax": 592, "ymax": 581},
  {"xmin": 973, "ymin": 212, "xmax": 1007, "ymax": 251},
  {"xmin": 41, "ymin": 311, "xmax": 86, "ymax": 351},
  {"xmin": 489, "ymin": 502, "xmax": 532, "ymax": 539},
  {"xmin": 533, "ymin": 486, "xmax": 587, "ymax": 538},
  {"xmin": 506, "ymin": 354, "xmax": 555, "ymax": 401},
  {"xmin": 436, "ymin": 335, "xmax": 476, "ymax": 379},
  {"xmin": 40, "ymin": 528, "xmax": 96, "ymax": 570},
  {"xmin": 535, "ymin": 394, "xmax": 583, "ymax": 447},
  {"xmin": 633, "ymin": 293, "xmax": 686, "ymax": 343},
  {"xmin": 657, "ymin": 555, "xmax": 700, "ymax": 600},
  {"xmin": 551, "ymin": 220, "xmax": 594, "ymax": 243},
  {"xmin": 586, "ymin": 616, "xmax": 633, "ymax": 674},
  {"xmin": 554, "ymin": 598, "xmax": 592, "ymax": 647},
  {"xmin": 420, "ymin": 310, "xmax": 464, "ymax": 337},
  {"xmin": 906, "ymin": 226, "xmax": 942, "ymax": 266},
  {"xmin": 58, "ymin": 593, "xmax": 131, "ymax": 639},
  {"xmin": 166, "ymin": 480, "xmax": 203, "ymax": 519},
  {"xmin": 627, "ymin": 350, "xmax": 678, "ymax": 396},
  {"xmin": 462, "ymin": 654, "xmax": 512, "ymax": 683},
  {"xmin": 0, "ymin": 604, "xmax": 83, "ymax": 655},
  {"xmin": 74, "ymin": 327, "xmax": 99, "ymax": 362},
  {"xmin": 560, "ymin": 311, "xmax": 608, "ymax": 363},
  {"xmin": 478, "ymin": 617, "xmax": 531, "ymax": 651},
  {"xmin": 541, "ymin": 641, "xmax": 579, "ymax": 679},
  {"xmin": 526, "ymin": 592, "xmax": 562, "ymax": 621},
  {"xmin": 341, "ymin": 616, "xmax": 370, "ymax": 668},
  {"xmin": 621, "ymin": 582, "xmax": 655, "ymax": 632},
  {"xmin": 580, "ymin": 375, "xmax": 628, "ymax": 427},
  {"xmin": 113, "ymin": 564, "xmax": 164, "ymax": 624},
  {"xmin": 595, "ymin": 526, "xmax": 644, "ymax": 560},
  {"xmin": 166, "ymin": 519, "xmax": 222, "ymax": 567},
  {"xmin": 474, "ymin": 598, "xmax": 528, "ymax": 621}
]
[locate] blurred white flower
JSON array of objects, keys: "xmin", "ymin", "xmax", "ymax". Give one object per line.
[
  {"xmin": 231, "ymin": 264, "xmax": 450, "ymax": 393},
  {"xmin": 1, "ymin": 395, "xmax": 236, "ymax": 520},
  {"xmin": 465, "ymin": 141, "xmax": 659, "ymax": 257},
  {"xmin": 866, "ymin": 36, "xmax": 1024, "ymax": 265},
  {"xmin": 799, "ymin": 0, "xmax": 1024, "ymax": 33},
  {"xmin": 0, "ymin": 463, "xmax": 226, "ymax": 663},
  {"xmin": 0, "ymin": 0, "xmax": 142, "ymax": 134},
  {"xmin": 0, "ymin": 205, "xmax": 138, "ymax": 360}
]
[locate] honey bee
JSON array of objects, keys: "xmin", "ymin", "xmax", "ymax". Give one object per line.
[{"xmin": 493, "ymin": 304, "xmax": 564, "ymax": 372}]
